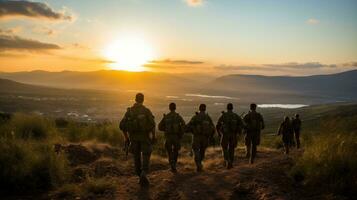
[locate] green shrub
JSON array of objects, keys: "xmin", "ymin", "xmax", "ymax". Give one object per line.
[
  {"xmin": 10, "ymin": 113, "xmax": 55, "ymax": 139},
  {"xmin": 0, "ymin": 139, "xmax": 70, "ymax": 194},
  {"xmin": 291, "ymin": 133, "xmax": 357, "ymax": 197}
]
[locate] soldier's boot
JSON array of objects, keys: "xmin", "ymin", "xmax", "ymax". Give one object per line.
[
  {"xmin": 227, "ymin": 161, "xmax": 233, "ymax": 169},
  {"xmin": 250, "ymin": 145, "xmax": 257, "ymax": 164},
  {"xmin": 139, "ymin": 171, "xmax": 149, "ymax": 187},
  {"xmin": 170, "ymin": 161, "xmax": 177, "ymax": 173},
  {"xmin": 284, "ymin": 144, "xmax": 289, "ymax": 154},
  {"xmin": 196, "ymin": 162, "xmax": 203, "ymax": 172},
  {"xmin": 245, "ymin": 145, "xmax": 251, "ymax": 158}
]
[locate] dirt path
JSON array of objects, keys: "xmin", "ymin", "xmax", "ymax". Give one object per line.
[{"xmin": 115, "ymin": 147, "xmax": 305, "ymax": 200}]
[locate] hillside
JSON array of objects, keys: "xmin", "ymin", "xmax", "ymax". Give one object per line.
[
  {"xmin": 210, "ymin": 70, "xmax": 357, "ymax": 104},
  {"xmin": 1, "ymin": 69, "xmax": 357, "ymax": 104}
]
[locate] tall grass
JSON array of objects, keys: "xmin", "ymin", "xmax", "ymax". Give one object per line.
[
  {"xmin": 291, "ymin": 116, "xmax": 357, "ymax": 197},
  {"xmin": 0, "ymin": 139, "xmax": 70, "ymax": 193}
]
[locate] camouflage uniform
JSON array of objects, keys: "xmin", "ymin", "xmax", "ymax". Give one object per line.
[
  {"xmin": 158, "ymin": 111, "xmax": 186, "ymax": 171},
  {"xmin": 243, "ymin": 111, "xmax": 264, "ymax": 164},
  {"xmin": 292, "ymin": 117, "xmax": 302, "ymax": 149},
  {"xmin": 278, "ymin": 119, "xmax": 294, "ymax": 154},
  {"xmin": 216, "ymin": 111, "xmax": 243, "ymax": 168},
  {"xmin": 120, "ymin": 103, "xmax": 155, "ymax": 177},
  {"xmin": 187, "ymin": 111, "xmax": 215, "ymax": 171}
]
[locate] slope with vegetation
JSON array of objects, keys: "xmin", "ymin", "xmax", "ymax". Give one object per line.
[{"xmin": 0, "ymin": 103, "xmax": 356, "ymax": 199}]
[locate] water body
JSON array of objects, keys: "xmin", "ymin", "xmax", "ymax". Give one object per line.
[{"xmin": 258, "ymin": 104, "xmax": 308, "ymax": 109}]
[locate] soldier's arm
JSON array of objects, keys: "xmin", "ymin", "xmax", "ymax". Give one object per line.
[
  {"xmin": 277, "ymin": 123, "xmax": 282, "ymax": 135},
  {"xmin": 260, "ymin": 114, "xmax": 265, "ymax": 130},
  {"xmin": 216, "ymin": 115, "xmax": 223, "ymax": 133},
  {"xmin": 185, "ymin": 116, "xmax": 196, "ymax": 133},
  {"xmin": 146, "ymin": 108, "xmax": 156, "ymax": 139},
  {"xmin": 158, "ymin": 114, "xmax": 166, "ymax": 132},
  {"xmin": 119, "ymin": 109, "xmax": 130, "ymax": 141},
  {"xmin": 237, "ymin": 115, "xmax": 244, "ymax": 133}
]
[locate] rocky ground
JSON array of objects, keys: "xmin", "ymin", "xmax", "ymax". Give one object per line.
[{"xmin": 31, "ymin": 143, "xmax": 332, "ymax": 200}]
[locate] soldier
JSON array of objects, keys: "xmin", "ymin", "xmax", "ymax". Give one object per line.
[
  {"xmin": 243, "ymin": 103, "xmax": 265, "ymax": 164},
  {"xmin": 158, "ymin": 102, "xmax": 186, "ymax": 173},
  {"xmin": 216, "ymin": 103, "xmax": 243, "ymax": 169},
  {"xmin": 277, "ymin": 116, "xmax": 294, "ymax": 154},
  {"xmin": 186, "ymin": 104, "xmax": 215, "ymax": 172},
  {"xmin": 292, "ymin": 114, "xmax": 302, "ymax": 149},
  {"xmin": 119, "ymin": 93, "xmax": 156, "ymax": 186}
]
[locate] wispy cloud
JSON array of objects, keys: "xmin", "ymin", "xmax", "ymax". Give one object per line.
[
  {"xmin": 0, "ymin": 0, "xmax": 72, "ymax": 21},
  {"xmin": 306, "ymin": 18, "xmax": 320, "ymax": 25},
  {"xmin": 31, "ymin": 26, "xmax": 57, "ymax": 36},
  {"xmin": 0, "ymin": 34, "xmax": 60, "ymax": 51},
  {"xmin": 150, "ymin": 59, "xmax": 204, "ymax": 65},
  {"xmin": 264, "ymin": 62, "xmax": 337, "ymax": 69},
  {"xmin": 184, "ymin": 0, "xmax": 204, "ymax": 7},
  {"xmin": 215, "ymin": 62, "xmax": 355, "ymax": 72}
]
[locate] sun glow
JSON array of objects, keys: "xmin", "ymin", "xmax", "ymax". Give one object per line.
[{"xmin": 103, "ymin": 36, "xmax": 154, "ymax": 71}]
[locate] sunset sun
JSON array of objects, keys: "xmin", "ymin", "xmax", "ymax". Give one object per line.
[{"xmin": 103, "ymin": 36, "xmax": 154, "ymax": 71}]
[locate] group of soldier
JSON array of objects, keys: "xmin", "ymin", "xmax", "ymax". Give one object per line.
[{"xmin": 119, "ymin": 93, "xmax": 302, "ymax": 186}]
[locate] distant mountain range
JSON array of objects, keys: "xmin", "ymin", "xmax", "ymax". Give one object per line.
[{"xmin": 1, "ymin": 69, "xmax": 357, "ymax": 104}]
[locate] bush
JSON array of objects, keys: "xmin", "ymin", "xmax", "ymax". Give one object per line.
[
  {"xmin": 10, "ymin": 113, "xmax": 55, "ymax": 139},
  {"xmin": 0, "ymin": 139, "xmax": 70, "ymax": 194},
  {"xmin": 291, "ymin": 133, "xmax": 357, "ymax": 197}
]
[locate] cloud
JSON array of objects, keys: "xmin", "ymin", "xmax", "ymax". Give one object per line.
[
  {"xmin": 264, "ymin": 62, "xmax": 337, "ymax": 69},
  {"xmin": 150, "ymin": 59, "xmax": 204, "ymax": 65},
  {"xmin": 0, "ymin": 27, "xmax": 22, "ymax": 35},
  {"xmin": 215, "ymin": 62, "xmax": 353, "ymax": 72},
  {"xmin": 342, "ymin": 62, "xmax": 357, "ymax": 67},
  {"xmin": 214, "ymin": 65, "xmax": 275, "ymax": 71},
  {"xmin": 184, "ymin": 0, "xmax": 204, "ymax": 7},
  {"xmin": 306, "ymin": 18, "xmax": 320, "ymax": 25},
  {"xmin": 32, "ymin": 26, "xmax": 57, "ymax": 36},
  {"xmin": 0, "ymin": 0, "xmax": 72, "ymax": 21},
  {"xmin": 0, "ymin": 34, "xmax": 61, "ymax": 51}
]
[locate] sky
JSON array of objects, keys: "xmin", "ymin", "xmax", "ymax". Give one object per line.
[{"xmin": 0, "ymin": 0, "xmax": 356, "ymax": 76}]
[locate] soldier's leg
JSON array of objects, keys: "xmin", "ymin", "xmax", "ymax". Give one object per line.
[
  {"xmin": 201, "ymin": 138, "xmax": 209, "ymax": 161},
  {"xmin": 250, "ymin": 133, "xmax": 258, "ymax": 164},
  {"xmin": 221, "ymin": 134, "xmax": 229, "ymax": 163},
  {"xmin": 192, "ymin": 137, "xmax": 201, "ymax": 170},
  {"xmin": 165, "ymin": 139, "xmax": 173, "ymax": 164},
  {"xmin": 141, "ymin": 140, "xmax": 152, "ymax": 175},
  {"xmin": 228, "ymin": 135, "xmax": 238, "ymax": 167},
  {"xmin": 245, "ymin": 134, "xmax": 251, "ymax": 158},
  {"xmin": 295, "ymin": 131, "xmax": 300, "ymax": 149},
  {"xmin": 130, "ymin": 141, "xmax": 142, "ymax": 176},
  {"xmin": 284, "ymin": 142, "xmax": 289, "ymax": 154},
  {"xmin": 173, "ymin": 140, "xmax": 181, "ymax": 164}
]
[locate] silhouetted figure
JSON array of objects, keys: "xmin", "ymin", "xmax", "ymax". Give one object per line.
[
  {"xmin": 292, "ymin": 114, "xmax": 302, "ymax": 149},
  {"xmin": 243, "ymin": 103, "xmax": 265, "ymax": 164},
  {"xmin": 216, "ymin": 103, "xmax": 243, "ymax": 169},
  {"xmin": 119, "ymin": 93, "xmax": 156, "ymax": 186},
  {"xmin": 158, "ymin": 102, "xmax": 186, "ymax": 173},
  {"xmin": 186, "ymin": 104, "xmax": 215, "ymax": 172},
  {"xmin": 277, "ymin": 116, "xmax": 294, "ymax": 154}
]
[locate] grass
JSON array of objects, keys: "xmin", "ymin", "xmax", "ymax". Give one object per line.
[
  {"xmin": 0, "ymin": 139, "xmax": 70, "ymax": 194},
  {"xmin": 54, "ymin": 178, "xmax": 117, "ymax": 199},
  {"xmin": 290, "ymin": 115, "xmax": 357, "ymax": 198}
]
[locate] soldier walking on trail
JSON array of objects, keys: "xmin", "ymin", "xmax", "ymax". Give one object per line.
[
  {"xmin": 277, "ymin": 116, "xmax": 294, "ymax": 154},
  {"xmin": 158, "ymin": 103, "xmax": 186, "ymax": 173},
  {"xmin": 292, "ymin": 114, "xmax": 302, "ymax": 149},
  {"xmin": 187, "ymin": 104, "xmax": 215, "ymax": 172},
  {"xmin": 243, "ymin": 103, "xmax": 265, "ymax": 164},
  {"xmin": 216, "ymin": 103, "xmax": 243, "ymax": 169},
  {"xmin": 119, "ymin": 93, "xmax": 156, "ymax": 186}
]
